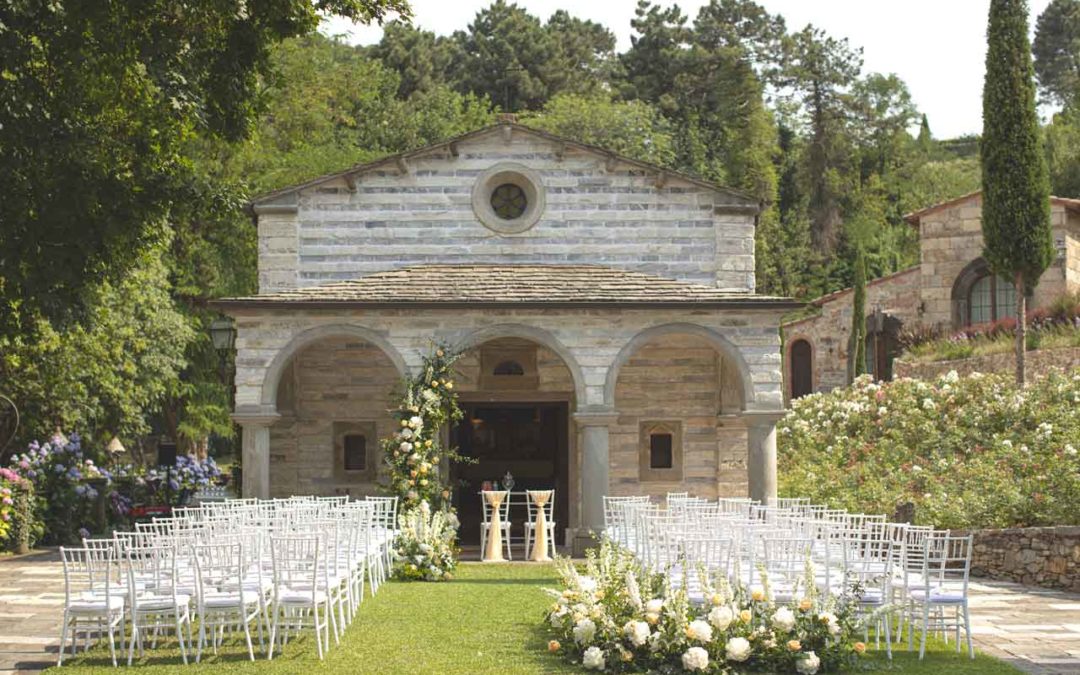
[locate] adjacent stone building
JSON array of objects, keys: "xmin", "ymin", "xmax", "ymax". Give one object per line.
[
  {"xmin": 214, "ymin": 121, "xmax": 798, "ymax": 547},
  {"xmin": 782, "ymin": 191, "xmax": 1080, "ymax": 401}
]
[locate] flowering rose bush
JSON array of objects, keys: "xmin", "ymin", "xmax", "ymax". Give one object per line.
[
  {"xmin": 392, "ymin": 500, "xmax": 459, "ymax": 581},
  {"xmin": 778, "ymin": 369, "xmax": 1080, "ymax": 529},
  {"xmin": 544, "ymin": 541, "xmax": 863, "ymax": 673}
]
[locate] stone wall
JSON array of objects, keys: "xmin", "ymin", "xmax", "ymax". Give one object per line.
[
  {"xmin": 256, "ymin": 125, "xmax": 758, "ymax": 293},
  {"xmin": 610, "ymin": 334, "xmax": 748, "ymax": 501},
  {"xmin": 959, "ymin": 526, "xmax": 1080, "ymax": 592},
  {"xmin": 894, "ymin": 346, "xmax": 1080, "ymax": 381},
  {"xmin": 916, "ymin": 193, "xmax": 1080, "ymax": 329},
  {"xmin": 781, "ymin": 267, "xmax": 921, "ymax": 399}
]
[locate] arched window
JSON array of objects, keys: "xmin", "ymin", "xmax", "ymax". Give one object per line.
[
  {"xmin": 789, "ymin": 339, "xmax": 813, "ymax": 399},
  {"xmin": 952, "ymin": 259, "xmax": 1019, "ymax": 328}
]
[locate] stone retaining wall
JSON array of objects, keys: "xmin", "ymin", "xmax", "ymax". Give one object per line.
[
  {"xmin": 956, "ymin": 526, "xmax": 1080, "ymax": 592},
  {"xmin": 894, "ymin": 346, "xmax": 1080, "ymax": 381}
]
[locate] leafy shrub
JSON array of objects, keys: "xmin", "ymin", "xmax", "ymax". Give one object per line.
[{"xmin": 778, "ymin": 370, "xmax": 1080, "ymax": 529}]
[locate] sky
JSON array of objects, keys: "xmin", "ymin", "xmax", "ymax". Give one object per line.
[{"xmin": 322, "ymin": 0, "xmax": 1054, "ymax": 140}]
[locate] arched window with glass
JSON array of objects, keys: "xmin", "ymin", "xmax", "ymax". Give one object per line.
[{"xmin": 951, "ymin": 259, "xmax": 1019, "ymax": 328}]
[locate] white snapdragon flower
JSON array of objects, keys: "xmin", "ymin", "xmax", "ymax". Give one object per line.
[
  {"xmin": 772, "ymin": 607, "xmax": 796, "ymax": 632},
  {"xmin": 681, "ymin": 646, "xmax": 709, "ymax": 671},
  {"xmin": 573, "ymin": 618, "xmax": 597, "ymax": 645},
  {"xmin": 624, "ymin": 620, "xmax": 650, "ymax": 647},
  {"xmin": 686, "ymin": 619, "xmax": 713, "ymax": 643},
  {"xmin": 582, "ymin": 646, "xmax": 605, "ymax": 670},
  {"xmin": 796, "ymin": 650, "xmax": 821, "ymax": 674},
  {"xmin": 725, "ymin": 636, "xmax": 752, "ymax": 662},
  {"xmin": 645, "ymin": 598, "xmax": 663, "ymax": 614},
  {"xmin": 708, "ymin": 605, "xmax": 734, "ymax": 631},
  {"xmin": 577, "ymin": 576, "xmax": 598, "ymax": 593}
]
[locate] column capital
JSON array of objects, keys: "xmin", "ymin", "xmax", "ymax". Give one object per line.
[
  {"xmin": 740, "ymin": 409, "xmax": 788, "ymax": 427},
  {"xmin": 232, "ymin": 404, "xmax": 280, "ymax": 427},
  {"xmin": 573, "ymin": 407, "xmax": 618, "ymax": 427}
]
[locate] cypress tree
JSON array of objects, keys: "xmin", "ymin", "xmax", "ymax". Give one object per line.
[
  {"xmin": 981, "ymin": 0, "xmax": 1053, "ymax": 385},
  {"xmin": 850, "ymin": 245, "xmax": 868, "ymax": 380},
  {"xmin": 917, "ymin": 113, "xmax": 933, "ymax": 155}
]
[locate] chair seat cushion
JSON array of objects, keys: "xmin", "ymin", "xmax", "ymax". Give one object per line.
[
  {"xmin": 202, "ymin": 590, "xmax": 260, "ymax": 608},
  {"xmin": 910, "ymin": 588, "xmax": 965, "ymax": 603},
  {"xmin": 135, "ymin": 593, "xmax": 191, "ymax": 610},
  {"xmin": 69, "ymin": 595, "xmax": 125, "ymax": 613},
  {"xmin": 275, "ymin": 587, "xmax": 328, "ymax": 604}
]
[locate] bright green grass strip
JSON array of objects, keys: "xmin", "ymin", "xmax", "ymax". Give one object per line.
[{"xmin": 47, "ymin": 562, "xmax": 1020, "ymax": 674}]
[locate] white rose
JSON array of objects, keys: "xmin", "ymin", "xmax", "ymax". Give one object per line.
[
  {"xmin": 399, "ymin": 442, "xmax": 413, "ymax": 452},
  {"xmin": 686, "ymin": 619, "xmax": 713, "ymax": 643},
  {"xmin": 818, "ymin": 612, "xmax": 840, "ymax": 636},
  {"xmin": 708, "ymin": 605, "xmax": 733, "ymax": 631},
  {"xmin": 772, "ymin": 607, "xmax": 796, "ymax": 633},
  {"xmin": 577, "ymin": 576, "xmax": 598, "ymax": 593},
  {"xmin": 624, "ymin": 620, "xmax": 650, "ymax": 647},
  {"xmin": 682, "ymin": 646, "xmax": 709, "ymax": 671},
  {"xmin": 409, "ymin": 415, "xmax": 424, "ymax": 428},
  {"xmin": 645, "ymin": 599, "xmax": 663, "ymax": 614},
  {"xmin": 796, "ymin": 650, "xmax": 821, "ymax": 674},
  {"xmin": 582, "ymin": 646, "xmax": 605, "ymax": 670},
  {"xmin": 725, "ymin": 636, "xmax": 752, "ymax": 662},
  {"xmin": 399, "ymin": 428, "xmax": 413, "ymax": 440},
  {"xmin": 573, "ymin": 618, "xmax": 597, "ymax": 645}
]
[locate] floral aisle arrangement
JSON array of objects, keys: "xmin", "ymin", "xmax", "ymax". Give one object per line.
[
  {"xmin": 778, "ymin": 369, "xmax": 1080, "ymax": 529},
  {"xmin": 544, "ymin": 541, "xmax": 864, "ymax": 674},
  {"xmin": 394, "ymin": 500, "xmax": 459, "ymax": 581},
  {"xmin": 382, "ymin": 343, "xmax": 466, "ymax": 581},
  {"xmin": 140, "ymin": 454, "xmax": 222, "ymax": 505}
]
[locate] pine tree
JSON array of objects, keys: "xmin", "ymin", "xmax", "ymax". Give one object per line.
[{"xmin": 981, "ymin": 0, "xmax": 1054, "ymax": 385}]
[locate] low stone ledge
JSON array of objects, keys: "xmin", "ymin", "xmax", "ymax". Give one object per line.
[
  {"xmin": 894, "ymin": 345, "xmax": 1080, "ymax": 381},
  {"xmin": 952, "ymin": 525, "xmax": 1080, "ymax": 592}
]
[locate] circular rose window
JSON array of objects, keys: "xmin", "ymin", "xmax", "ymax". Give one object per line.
[{"xmin": 472, "ymin": 163, "xmax": 545, "ymax": 234}]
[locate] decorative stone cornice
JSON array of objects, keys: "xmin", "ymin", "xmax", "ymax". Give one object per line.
[
  {"xmin": 739, "ymin": 409, "xmax": 788, "ymax": 427},
  {"xmin": 573, "ymin": 407, "xmax": 619, "ymax": 427},
  {"xmin": 231, "ymin": 405, "xmax": 281, "ymax": 427}
]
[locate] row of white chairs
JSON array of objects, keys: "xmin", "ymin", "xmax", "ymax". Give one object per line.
[
  {"xmin": 603, "ymin": 493, "xmax": 975, "ymax": 661},
  {"xmin": 57, "ymin": 495, "xmax": 398, "ymax": 666}
]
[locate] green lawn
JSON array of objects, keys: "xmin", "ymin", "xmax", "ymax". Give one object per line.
[{"xmin": 48, "ymin": 563, "xmax": 1020, "ymax": 674}]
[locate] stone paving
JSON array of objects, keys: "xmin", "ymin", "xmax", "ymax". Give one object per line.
[{"xmin": 1, "ymin": 551, "xmax": 1079, "ymax": 674}]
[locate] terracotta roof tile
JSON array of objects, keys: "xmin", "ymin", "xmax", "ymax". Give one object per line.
[{"xmin": 213, "ymin": 264, "xmax": 800, "ymax": 310}]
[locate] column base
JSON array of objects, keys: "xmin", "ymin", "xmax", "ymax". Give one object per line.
[{"xmin": 570, "ymin": 531, "xmax": 601, "ymax": 558}]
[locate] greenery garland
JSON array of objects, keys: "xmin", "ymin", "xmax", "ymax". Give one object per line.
[{"xmin": 381, "ymin": 343, "xmax": 465, "ymax": 512}]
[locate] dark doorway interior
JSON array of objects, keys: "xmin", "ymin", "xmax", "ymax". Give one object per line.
[
  {"xmin": 789, "ymin": 339, "xmax": 813, "ymax": 399},
  {"xmin": 452, "ymin": 402, "xmax": 568, "ymax": 545}
]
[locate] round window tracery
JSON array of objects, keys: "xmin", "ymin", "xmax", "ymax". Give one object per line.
[{"xmin": 471, "ymin": 162, "xmax": 545, "ymax": 234}]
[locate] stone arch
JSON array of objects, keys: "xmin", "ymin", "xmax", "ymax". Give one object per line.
[
  {"xmin": 452, "ymin": 323, "xmax": 587, "ymax": 405},
  {"xmin": 260, "ymin": 324, "xmax": 409, "ymax": 409},
  {"xmin": 603, "ymin": 323, "xmax": 756, "ymax": 409}
]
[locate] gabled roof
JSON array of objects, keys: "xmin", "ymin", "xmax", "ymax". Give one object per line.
[
  {"xmin": 903, "ymin": 190, "xmax": 1080, "ymax": 226},
  {"xmin": 212, "ymin": 264, "xmax": 801, "ymax": 311},
  {"xmin": 780, "ymin": 265, "xmax": 921, "ymax": 328},
  {"xmin": 250, "ymin": 122, "xmax": 760, "ymax": 210}
]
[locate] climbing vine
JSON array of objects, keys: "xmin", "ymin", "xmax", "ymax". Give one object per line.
[{"xmin": 382, "ymin": 343, "xmax": 464, "ymax": 512}]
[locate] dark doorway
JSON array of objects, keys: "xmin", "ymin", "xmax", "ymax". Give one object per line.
[
  {"xmin": 789, "ymin": 339, "xmax": 814, "ymax": 399},
  {"xmin": 452, "ymin": 402, "xmax": 569, "ymax": 545}
]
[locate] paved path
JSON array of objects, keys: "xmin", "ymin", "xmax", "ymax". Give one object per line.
[{"xmin": 1, "ymin": 552, "xmax": 1079, "ymax": 674}]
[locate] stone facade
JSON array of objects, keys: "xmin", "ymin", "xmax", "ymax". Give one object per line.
[
  {"xmin": 255, "ymin": 124, "xmax": 758, "ymax": 293},
  {"xmin": 893, "ymin": 345, "xmax": 1080, "ymax": 381},
  {"xmin": 222, "ymin": 121, "xmax": 793, "ymax": 545},
  {"xmin": 782, "ymin": 192, "xmax": 1080, "ymax": 398},
  {"xmin": 781, "ymin": 267, "xmax": 921, "ymax": 401},
  {"xmin": 959, "ymin": 526, "xmax": 1080, "ymax": 593}
]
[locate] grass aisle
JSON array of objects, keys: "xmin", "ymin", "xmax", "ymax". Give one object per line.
[{"xmin": 51, "ymin": 562, "xmax": 1019, "ymax": 674}]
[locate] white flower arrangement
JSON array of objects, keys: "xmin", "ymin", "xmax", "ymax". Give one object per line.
[{"xmin": 544, "ymin": 540, "xmax": 866, "ymax": 673}]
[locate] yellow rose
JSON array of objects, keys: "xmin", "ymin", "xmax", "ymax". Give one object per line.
[
  {"xmin": 547, "ymin": 640, "xmax": 560, "ymax": 653},
  {"xmin": 425, "ymin": 440, "xmax": 433, "ymax": 447},
  {"xmin": 710, "ymin": 593, "xmax": 724, "ymax": 606},
  {"xmin": 739, "ymin": 609, "xmax": 752, "ymax": 623},
  {"xmin": 400, "ymin": 419, "xmax": 409, "ymax": 427},
  {"xmin": 787, "ymin": 640, "xmax": 801, "ymax": 652},
  {"xmin": 436, "ymin": 349, "xmax": 445, "ymax": 357},
  {"xmin": 431, "ymin": 380, "xmax": 439, "ymax": 387},
  {"xmin": 798, "ymin": 598, "xmax": 813, "ymax": 612},
  {"xmin": 854, "ymin": 642, "xmax": 866, "ymax": 655},
  {"xmin": 646, "ymin": 612, "xmax": 659, "ymax": 625},
  {"xmin": 751, "ymin": 590, "xmax": 765, "ymax": 602},
  {"xmin": 445, "ymin": 381, "xmax": 454, "ymax": 389}
]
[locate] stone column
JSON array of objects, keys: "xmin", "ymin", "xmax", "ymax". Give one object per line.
[
  {"xmin": 743, "ymin": 411, "xmax": 786, "ymax": 503},
  {"xmin": 573, "ymin": 409, "xmax": 618, "ymax": 549},
  {"xmin": 233, "ymin": 406, "xmax": 280, "ymax": 499}
]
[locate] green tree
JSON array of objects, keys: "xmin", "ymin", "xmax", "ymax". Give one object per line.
[
  {"xmin": 1033, "ymin": 0, "xmax": 1080, "ymax": 108},
  {"xmin": 522, "ymin": 93, "xmax": 675, "ymax": 166},
  {"xmin": 1045, "ymin": 108, "xmax": 1080, "ymax": 196},
  {"xmin": 369, "ymin": 21, "xmax": 462, "ymax": 98},
  {"xmin": 917, "ymin": 113, "xmax": 934, "ymax": 155},
  {"xmin": 982, "ymin": 0, "xmax": 1054, "ymax": 385},
  {"xmin": 850, "ymin": 245, "xmax": 868, "ymax": 380},
  {"xmin": 0, "ymin": 0, "xmax": 408, "ymax": 336}
]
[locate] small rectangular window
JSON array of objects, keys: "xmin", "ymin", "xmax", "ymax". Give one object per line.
[
  {"xmin": 649, "ymin": 433, "xmax": 673, "ymax": 469},
  {"xmin": 343, "ymin": 434, "xmax": 366, "ymax": 471}
]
